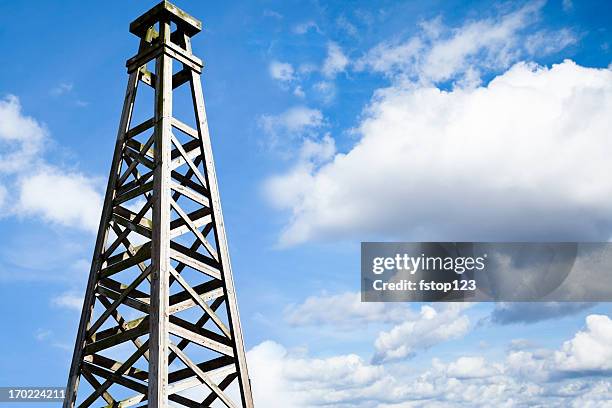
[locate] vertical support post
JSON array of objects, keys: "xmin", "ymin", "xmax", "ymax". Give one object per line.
[
  {"xmin": 149, "ymin": 19, "xmax": 172, "ymax": 408},
  {"xmin": 190, "ymin": 72, "xmax": 255, "ymax": 408},
  {"xmin": 63, "ymin": 72, "xmax": 139, "ymax": 408}
]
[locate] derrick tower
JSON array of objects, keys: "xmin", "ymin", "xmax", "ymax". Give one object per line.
[{"xmin": 64, "ymin": 2, "xmax": 254, "ymax": 407}]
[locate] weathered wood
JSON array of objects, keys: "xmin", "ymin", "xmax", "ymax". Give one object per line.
[
  {"xmin": 66, "ymin": 3, "xmax": 254, "ymax": 406},
  {"xmin": 168, "ymin": 323, "xmax": 234, "ymax": 356},
  {"xmin": 169, "ymin": 267, "xmax": 231, "ymax": 337},
  {"xmin": 129, "ymin": 1, "xmax": 202, "ymax": 37},
  {"xmin": 190, "ymin": 68, "xmax": 255, "ymax": 407},
  {"xmin": 168, "ymin": 343, "xmax": 237, "ymax": 408},
  {"xmin": 148, "ymin": 18, "xmax": 172, "ymax": 408}
]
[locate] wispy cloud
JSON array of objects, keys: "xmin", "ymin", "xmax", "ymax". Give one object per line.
[
  {"xmin": 50, "ymin": 82, "xmax": 74, "ymax": 96},
  {"xmin": 293, "ymin": 21, "xmax": 322, "ymax": 35}
]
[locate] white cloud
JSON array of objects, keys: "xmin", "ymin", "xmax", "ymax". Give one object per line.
[
  {"xmin": 284, "ymin": 291, "xmax": 415, "ymax": 326},
  {"xmin": 356, "ymin": 1, "xmax": 576, "ymax": 85},
  {"xmin": 51, "ymin": 291, "xmax": 84, "ymax": 310},
  {"xmin": 446, "ymin": 356, "xmax": 500, "ymax": 379},
  {"xmin": 18, "ymin": 167, "xmax": 102, "ymax": 232},
  {"xmin": 293, "ymin": 86, "xmax": 305, "ymax": 98},
  {"xmin": 373, "ymin": 304, "xmax": 471, "ymax": 363},
  {"xmin": 264, "ymin": 135, "xmax": 334, "ymax": 211},
  {"xmin": 268, "ymin": 61, "xmax": 612, "ymax": 245},
  {"xmin": 269, "ymin": 61, "xmax": 295, "ymax": 83},
  {"xmin": 0, "ymin": 95, "xmax": 102, "ymax": 235},
  {"xmin": 0, "ymin": 95, "xmax": 46, "ymax": 173},
  {"xmin": 259, "ymin": 106, "xmax": 324, "ymax": 150},
  {"xmin": 313, "ymin": 80, "xmax": 336, "ymax": 104},
  {"xmin": 246, "ymin": 313, "xmax": 612, "ymax": 407},
  {"xmin": 555, "ymin": 314, "xmax": 612, "ymax": 372},
  {"xmin": 0, "ymin": 183, "xmax": 6, "ymax": 212},
  {"xmin": 322, "ymin": 42, "xmax": 349, "ymax": 78}
]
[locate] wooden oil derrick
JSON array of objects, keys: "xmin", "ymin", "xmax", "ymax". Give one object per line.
[{"xmin": 63, "ymin": 2, "xmax": 254, "ymax": 407}]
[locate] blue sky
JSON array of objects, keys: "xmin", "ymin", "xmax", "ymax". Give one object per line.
[{"xmin": 0, "ymin": 0, "xmax": 611, "ymax": 406}]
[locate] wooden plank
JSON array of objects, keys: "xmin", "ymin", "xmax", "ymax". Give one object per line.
[
  {"xmin": 169, "ymin": 267, "xmax": 231, "ymax": 337},
  {"xmin": 171, "ymin": 117, "xmax": 199, "ymax": 139},
  {"xmin": 168, "ymin": 278, "xmax": 223, "ymax": 314},
  {"xmin": 84, "ymin": 322, "xmax": 149, "ymax": 355},
  {"xmin": 88, "ymin": 265, "xmax": 152, "ymax": 336},
  {"xmin": 99, "ymin": 242, "xmax": 151, "ymax": 278},
  {"xmin": 201, "ymin": 373, "xmax": 238, "ymax": 407},
  {"xmin": 170, "ymin": 207, "xmax": 211, "ymax": 239},
  {"xmin": 126, "ymin": 117, "xmax": 155, "ymax": 139},
  {"xmin": 81, "ymin": 370, "xmax": 115, "ymax": 406},
  {"xmin": 169, "ymin": 297, "xmax": 224, "ymax": 365},
  {"xmin": 129, "ymin": 1, "xmax": 202, "ymax": 37},
  {"xmin": 170, "ymin": 134, "xmax": 208, "ymax": 188},
  {"xmin": 170, "ymin": 198, "xmax": 218, "ymax": 261},
  {"xmin": 116, "ymin": 172, "xmax": 154, "ymax": 200},
  {"xmin": 79, "ymin": 342, "xmax": 149, "ymax": 407},
  {"xmin": 168, "ymin": 323, "xmax": 233, "ymax": 356},
  {"xmin": 125, "ymin": 146, "xmax": 156, "ymax": 170},
  {"xmin": 172, "ymin": 68, "xmax": 191, "ymax": 89},
  {"xmin": 114, "ymin": 181, "xmax": 154, "ymax": 206},
  {"xmin": 170, "ymin": 139, "xmax": 201, "ymax": 170},
  {"xmin": 89, "ymin": 354, "xmax": 148, "ymax": 382},
  {"xmin": 111, "ymin": 214, "xmax": 152, "ymax": 240},
  {"xmin": 170, "ymin": 181, "xmax": 209, "ymax": 207},
  {"xmin": 96, "ymin": 295, "xmax": 150, "ymax": 362},
  {"xmin": 97, "ymin": 287, "xmax": 150, "ymax": 314},
  {"xmin": 90, "ymin": 316, "xmax": 148, "ymax": 342},
  {"xmin": 99, "ymin": 278, "xmax": 149, "ymax": 302},
  {"xmin": 168, "ymin": 343, "xmax": 237, "ymax": 408},
  {"xmin": 168, "ymin": 355, "xmax": 233, "ymax": 384},
  {"xmin": 169, "ymin": 246, "xmax": 221, "ymax": 280},
  {"xmin": 103, "ymin": 243, "xmax": 150, "ymax": 272},
  {"xmin": 171, "ymin": 169, "xmax": 209, "ymax": 197}
]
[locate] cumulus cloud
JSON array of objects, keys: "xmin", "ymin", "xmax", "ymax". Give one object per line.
[
  {"xmin": 18, "ymin": 167, "xmax": 102, "ymax": 232},
  {"xmin": 248, "ymin": 340, "xmax": 388, "ymax": 408},
  {"xmin": 555, "ymin": 314, "xmax": 612, "ymax": 373},
  {"xmin": 322, "ymin": 42, "xmax": 349, "ymax": 78},
  {"xmin": 0, "ymin": 95, "xmax": 46, "ymax": 173},
  {"xmin": 373, "ymin": 304, "xmax": 471, "ymax": 363},
  {"xmin": 269, "ymin": 61, "xmax": 295, "ymax": 83},
  {"xmin": 284, "ymin": 291, "xmax": 415, "ymax": 326},
  {"xmin": 490, "ymin": 302, "xmax": 595, "ymax": 325},
  {"xmin": 267, "ymin": 61, "xmax": 612, "ymax": 245},
  {"xmin": 247, "ymin": 313, "xmax": 612, "ymax": 407},
  {"xmin": 356, "ymin": 0, "xmax": 576, "ymax": 85},
  {"xmin": 0, "ymin": 94, "xmax": 103, "ymax": 233},
  {"xmin": 445, "ymin": 356, "xmax": 501, "ymax": 379}
]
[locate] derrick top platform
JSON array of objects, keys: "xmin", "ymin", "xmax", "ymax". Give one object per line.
[{"xmin": 130, "ymin": 1, "xmax": 202, "ymax": 38}]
